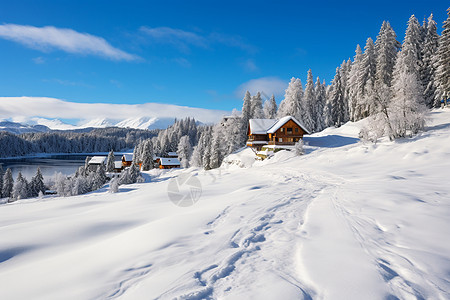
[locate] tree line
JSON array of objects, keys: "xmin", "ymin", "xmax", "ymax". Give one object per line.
[{"xmin": 0, "ymin": 127, "xmax": 159, "ymax": 158}]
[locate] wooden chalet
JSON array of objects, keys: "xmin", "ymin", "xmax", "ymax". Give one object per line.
[
  {"xmin": 87, "ymin": 156, "xmax": 106, "ymax": 171},
  {"xmin": 121, "ymin": 154, "xmax": 133, "ymax": 167},
  {"xmin": 159, "ymin": 157, "xmax": 181, "ymax": 169},
  {"xmin": 247, "ymin": 116, "xmax": 310, "ymax": 150}
]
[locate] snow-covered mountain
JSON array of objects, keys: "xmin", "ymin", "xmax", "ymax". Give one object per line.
[
  {"xmin": 0, "ymin": 120, "xmax": 50, "ymax": 134},
  {"xmin": 0, "ymin": 116, "xmax": 188, "ymax": 132},
  {"xmin": 2, "ymin": 109, "xmax": 449, "ymax": 299},
  {"xmin": 78, "ymin": 116, "xmax": 178, "ymax": 130},
  {"xmin": 28, "ymin": 117, "xmax": 79, "ymax": 131},
  {"xmin": 0, "ymin": 97, "xmax": 228, "ymax": 131}
]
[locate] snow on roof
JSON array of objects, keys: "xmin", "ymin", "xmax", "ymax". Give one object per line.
[
  {"xmin": 266, "ymin": 116, "xmax": 311, "ymax": 134},
  {"xmin": 160, "ymin": 157, "xmax": 181, "ymax": 166},
  {"xmin": 247, "ymin": 141, "xmax": 269, "ymax": 145},
  {"xmin": 114, "ymin": 161, "xmax": 123, "ymax": 168},
  {"xmin": 167, "ymin": 152, "xmax": 178, "ymax": 156},
  {"xmin": 248, "ymin": 119, "xmax": 278, "ymax": 135},
  {"xmin": 122, "ymin": 153, "xmax": 133, "ymax": 161},
  {"xmin": 88, "ymin": 156, "xmax": 106, "ymax": 165}
]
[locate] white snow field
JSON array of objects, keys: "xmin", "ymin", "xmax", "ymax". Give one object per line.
[{"xmin": 1, "ymin": 109, "xmax": 449, "ymax": 300}]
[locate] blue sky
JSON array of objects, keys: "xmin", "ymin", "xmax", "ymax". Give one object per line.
[{"xmin": 0, "ymin": 0, "xmax": 448, "ymax": 111}]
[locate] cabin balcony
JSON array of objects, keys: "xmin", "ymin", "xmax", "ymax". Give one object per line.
[{"xmin": 268, "ymin": 141, "xmax": 295, "ymax": 145}]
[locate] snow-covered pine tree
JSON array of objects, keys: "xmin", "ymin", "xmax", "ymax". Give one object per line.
[
  {"xmin": 357, "ymin": 37, "xmax": 377, "ymax": 118},
  {"xmin": 132, "ymin": 141, "xmax": 142, "ymax": 165},
  {"xmin": 389, "ymin": 54, "xmax": 426, "ymax": 138},
  {"xmin": 329, "ymin": 67, "xmax": 347, "ymax": 127},
  {"xmin": 55, "ymin": 172, "xmax": 67, "ymax": 196},
  {"xmin": 63, "ymin": 178, "xmax": 73, "ymax": 197},
  {"xmin": 221, "ymin": 111, "xmax": 244, "ymax": 154},
  {"xmin": 30, "ymin": 167, "xmax": 45, "ymax": 197},
  {"xmin": 202, "ymin": 129, "xmax": 212, "ymax": 170},
  {"xmin": 129, "ymin": 163, "xmax": 140, "ymax": 183},
  {"xmin": 263, "ymin": 94, "xmax": 277, "ymax": 119},
  {"xmin": 340, "ymin": 59, "xmax": 351, "ymax": 123},
  {"xmin": 141, "ymin": 140, "xmax": 154, "ymax": 171},
  {"xmin": 323, "ymin": 83, "xmax": 334, "ymax": 128},
  {"xmin": 241, "ymin": 90, "xmax": 252, "ymax": 122},
  {"xmin": 84, "ymin": 156, "xmax": 91, "ymax": 170},
  {"xmin": 251, "ymin": 92, "xmax": 264, "ymax": 119},
  {"xmin": 190, "ymin": 129, "xmax": 209, "ymax": 168},
  {"xmin": 401, "ymin": 15, "xmax": 424, "ymax": 76},
  {"xmin": 95, "ymin": 164, "xmax": 108, "ymax": 188},
  {"xmin": 375, "ymin": 21, "xmax": 400, "ymax": 88},
  {"xmin": 294, "ymin": 140, "xmax": 304, "ymax": 156},
  {"xmin": 12, "ymin": 172, "xmax": 28, "ymax": 201},
  {"xmin": 106, "ymin": 150, "xmax": 115, "ymax": 172},
  {"xmin": 177, "ymin": 135, "xmax": 192, "ymax": 168},
  {"xmin": 74, "ymin": 176, "xmax": 90, "ymax": 195},
  {"xmin": 277, "ymin": 77, "xmax": 303, "ymax": 122},
  {"xmin": 421, "ymin": 14, "xmax": 440, "ymax": 107},
  {"xmin": 190, "ymin": 139, "xmax": 203, "ymax": 168},
  {"xmin": 348, "ymin": 44, "xmax": 364, "ymax": 121},
  {"xmin": 2, "ymin": 168, "xmax": 13, "ymax": 199},
  {"xmin": 314, "ymin": 77, "xmax": 326, "ymax": 131},
  {"xmin": 209, "ymin": 127, "xmax": 223, "ymax": 169},
  {"xmin": 435, "ymin": 8, "xmax": 450, "ymax": 105},
  {"xmin": 109, "ymin": 176, "xmax": 119, "ymax": 193},
  {"xmin": 302, "ymin": 69, "xmax": 316, "ymax": 132}
]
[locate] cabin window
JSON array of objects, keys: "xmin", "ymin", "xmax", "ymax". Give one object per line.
[
  {"xmin": 287, "ymin": 128, "xmax": 293, "ymax": 134},
  {"xmin": 280, "ymin": 128, "xmax": 284, "ymax": 132},
  {"xmin": 295, "ymin": 128, "xmax": 299, "ymax": 133},
  {"xmin": 279, "ymin": 138, "xmax": 283, "ymax": 142}
]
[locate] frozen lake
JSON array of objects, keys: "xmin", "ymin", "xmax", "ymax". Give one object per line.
[{"xmin": 0, "ymin": 154, "xmax": 90, "ymax": 181}]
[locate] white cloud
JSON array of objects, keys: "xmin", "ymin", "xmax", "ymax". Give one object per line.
[
  {"xmin": 139, "ymin": 26, "xmax": 255, "ymax": 53},
  {"xmin": 0, "ymin": 97, "xmax": 227, "ymax": 124},
  {"xmin": 236, "ymin": 77, "xmax": 288, "ymax": 100},
  {"xmin": 140, "ymin": 26, "xmax": 207, "ymax": 52},
  {"xmin": 0, "ymin": 24, "xmax": 138, "ymax": 61}
]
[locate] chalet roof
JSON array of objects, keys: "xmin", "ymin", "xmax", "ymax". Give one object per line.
[
  {"xmin": 114, "ymin": 161, "xmax": 123, "ymax": 169},
  {"xmin": 267, "ymin": 116, "xmax": 311, "ymax": 134},
  {"xmin": 122, "ymin": 153, "xmax": 133, "ymax": 161},
  {"xmin": 248, "ymin": 119, "xmax": 278, "ymax": 135},
  {"xmin": 160, "ymin": 157, "xmax": 181, "ymax": 166},
  {"xmin": 248, "ymin": 116, "xmax": 310, "ymax": 135},
  {"xmin": 88, "ymin": 156, "xmax": 106, "ymax": 165},
  {"xmin": 167, "ymin": 152, "xmax": 178, "ymax": 157}
]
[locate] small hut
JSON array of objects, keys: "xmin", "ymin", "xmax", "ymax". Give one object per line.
[{"xmin": 159, "ymin": 157, "xmax": 181, "ymax": 169}]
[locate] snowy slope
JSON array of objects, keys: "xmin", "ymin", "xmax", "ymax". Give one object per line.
[{"xmin": 0, "ymin": 109, "xmax": 449, "ymax": 299}]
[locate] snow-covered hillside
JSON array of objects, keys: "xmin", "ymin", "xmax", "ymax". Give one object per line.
[{"xmin": 0, "ymin": 109, "xmax": 449, "ymax": 299}]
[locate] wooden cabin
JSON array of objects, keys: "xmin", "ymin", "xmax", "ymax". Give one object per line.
[
  {"xmin": 87, "ymin": 156, "xmax": 106, "ymax": 171},
  {"xmin": 159, "ymin": 157, "xmax": 181, "ymax": 169},
  {"xmin": 121, "ymin": 154, "xmax": 133, "ymax": 167},
  {"xmin": 247, "ymin": 116, "xmax": 310, "ymax": 150}
]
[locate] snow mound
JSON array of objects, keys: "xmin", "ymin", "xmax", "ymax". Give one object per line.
[{"xmin": 221, "ymin": 148, "xmax": 257, "ymax": 169}]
